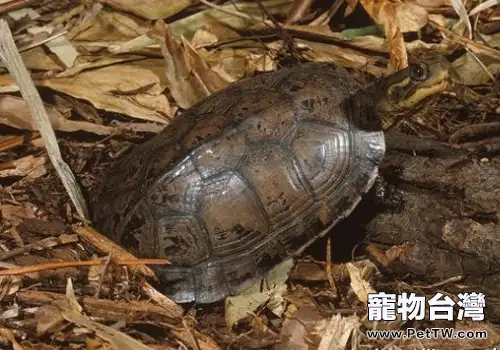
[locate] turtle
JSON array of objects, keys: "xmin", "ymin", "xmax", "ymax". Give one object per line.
[{"xmin": 93, "ymin": 57, "xmax": 449, "ymax": 303}]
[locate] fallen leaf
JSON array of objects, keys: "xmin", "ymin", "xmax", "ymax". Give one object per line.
[
  {"xmin": 39, "ymin": 59, "xmax": 172, "ymax": 123},
  {"xmin": 0, "ymin": 275, "xmax": 21, "ymax": 301},
  {"xmin": 452, "ymin": 52, "xmax": 500, "ymax": 85},
  {"xmin": 317, "ymin": 314, "xmax": 362, "ymax": 350},
  {"xmin": 191, "ymin": 23, "xmax": 241, "ymax": 49},
  {"xmin": 170, "ymin": 0, "xmax": 294, "ymax": 41},
  {"xmin": 19, "ymin": 47, "xmax": 62, "ymax": 71},
  {"xmin": 0, "ymin": 328, "xmax": 24, "ymax": 350},
  {"xmin": 1, "ymin": 302, "xmax": 19, "ymax": 319},
  {"xmin": 449, "ymin": 0, "xmax": 472, "ymax": 38},
  {"xmin": 0, "ymin": 155, "xmax": 47, "ymax": 180},
  {"xmin": 0, "ymin": 95, "xmax": 113, "ymax": 135},
  {"xmin": 277, "ymin": 318, "xmax": 308, "ymax": 350},
  {"xmin": 413, "ymin": 0, "xmax": 451, "ymax": 7},
  {"xmin": 395, "ymin": 2, "xmax": 429, "ymax": 32},
  {"xmin": 469, "ymin": 0, "xmax": 500, "ymax": 17},
  {"xmin": 225, "ymin": 258, "xmax": 294, "ymax": 328},
  {"xmin": 358, "ymin": 0, "xmax": 415, "ymax": 70},
  {"xmin": 0, "ymin": 74, "xmax": 18, "ymax": 93},
  {"xmin": 27, "ymin": 26, "xmax": 78, "ymax": 68},
  {"xmin": 151, "ymin": 21, "xmax": 229, "ymax": 109},
  {"xmin": 290, "ymin": 261, "xmax": 328, "ymax": 281},
  {"xmin": 101, "ymin": 0, "xmax": 192, "ymax": 20},
  {"xmin": 346, "ymin": 262, "xmax": 376, "ymax": 303},
  {"xmin": 69, "ymin": 8, "xmax": 150, "ymax": 41},
  {"xmin": 1, "ymin": 203, "xmax": 36, "ymax": 227},
  {"xmin": 297, "ymin": 39, "xmax": 388, "ymax": 76},
  {"xmin": 279, "ymin": 289, "xmax": 329, "ymax": 349},
  {"xmin": 34, "ymin": 304, "xmax": 66, "ymax": 336},
  {"xmin": 56, "ymin": 278, "xmax": 157, "ymax": 350}
]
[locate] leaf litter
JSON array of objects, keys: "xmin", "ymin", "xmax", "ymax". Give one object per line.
[{"xmin": 0, "ymin": 0, "xmax": 499, "ymax": 349}]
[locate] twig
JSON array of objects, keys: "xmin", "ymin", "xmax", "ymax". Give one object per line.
[
  {"xmin": 429, "ymin": 20, "xmax": 500, "ymax": 59},
  {"xmin": 17, "ymin": 290, "xmax": 183, "ymax": 324},
  {"xmin": 325, "ymin": 237, "xmax": 338, "ymax": 296},
  {"xmin": 18, "ymin": 30, "xmax": 68, "ymax": 53},
  {"xmin": 413, "ymin": 275, "xmax": 463, "ymax": 289},
  {"xmin": 75, "ymin": 225, "xmax": 158, "ymax": 280},
  {"xmin": 94, "ymin": 253, "xmax": 113, "ymax": 298},
  {"xmin": 0, "ymin": 0, "xmax": 40, "ymax": 15},
  {"xmin": 197, "ymin": 0, "xmax": 272, "ymax": 25},
  {"xmin": 310, "ymin": 0, "xmax": 344, "ymax": 26},
  {"xmin": 0, "ymin": 19, "xmax": 89, "ymax": 219},
  {"xmin": 76, "ymin": 226, "xmax": 183, "ymax": 314},
  {"xmin": 0, "ymin": 258, "xmax": 169, "ymax": 276},
  {"xmin": 0, "ymin": 235, "xmax": 73, "ymax": 261}
]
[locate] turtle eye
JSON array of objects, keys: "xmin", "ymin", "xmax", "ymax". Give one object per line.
[{"xmin": 409, "ymin": 63, "xmax": 429, "ymax": 81}]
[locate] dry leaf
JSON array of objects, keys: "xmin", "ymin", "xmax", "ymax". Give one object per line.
[
  {"xmin": 0, "ymin": 155, "xmax": 47, "ymax": 180},
  {"xmin": 55, "ymin": 278, "xmax": 157, "ymax": 350},
  {"xmin": 345, "ymin": 0, "xmax": 359, "ymax": 16},
  {"xmin": 101, "ymin": 0, "xmax": 192, "ymax": 20},
  {"xmin": 0, "ymin": 74, "xmax": 18, "ymax": 93},
  {"xmin": 346, "ymin": 262, "xmax": 376, "ymax": 303},
  {"xmin": 452, "ymin": 52, "xmax": 500, "ymax": 85},
  {"xmin": 27, "ymin": 26, "xmax": 78, "ymax": 68},
  {"xmin": 152, "ymin": 21, "xmax": 229, "ymax": 109},
  {"xmin": 170, "ymin": 0, "xmax": 294, "ymax": 41},
  {"xmin": 358, "ymin": 0, "xmax": 413, "ymax": 70},
  {"xmin": 0, "ymin": 275, "xmax": 21, "ymax": 301},
  {"xmin": 413, "ymin": 0, "xmax": 451, "ymax": 7},
  {"xmin": 395, "ymin": 2, "xmax": 429, "ymax": 32},
  {"xmin": 191, "ymin": 23, "xmax": 241, "ymax": 49},
  {"xmin": 70, "ymin": 10, "xmax": 150, "ymax": 41},
  {"xmin": 469, "ymin": 0, "xmax": 500, "ymax": 17},
  {"xmin": 39, "ymin": 59, "xmax": 171, "ymax": 123},
  {"xmin": 19, "ymin": 47, "xmax": 62, "ymax": 71},
  {"xmin": 225, "ymin": 258, "xmax": 294, "ymax": 328},
  {"xmin": 7, "ymin": 8, "xmax": 40, "ymax": 20},
  {"xmin": 278, "ymin": 289, "xmax": 329, "ymax": 349},
  {"xmin": 1, "ymin": 302, "xmax": 19, "ymax": 319},
  {"xmin": 449, "ymin": 0, "xmax": 472, "ymax": 38},
  {"xmin": 34, "ymin": 304, "xmax": 66, "ymax": 336},
  {"xmin": 1, "ymin": 203, "xmax": 36, "ymax": 227},
  {"xmin": 317, "ymin": 314, "xmax": 362, "ymax": 350},
  {"xmin": 297, "ymin": 39, "xmax": 388, "ymax": 76},
  {"xmin": 0, "ymin": 328, "xmax": 24, "ymax": 350},
  {"xmin": 277, "ymin": 318, "xmax": 309, "ymax": 350},
  {"xmin": 0, "ymin": 95, "xmax": 113, "ymax": 135}
]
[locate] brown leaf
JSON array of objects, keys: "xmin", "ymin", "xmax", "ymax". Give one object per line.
[
  {"xmin": 0, "ymin": 95, "xmax": 112, "ymax": 135},
  {"xmin": 290, "ymin": 261, "xmax": 327, "ymax": 281},
  {"xmin": 151, "ymin": 21, "xmax": 229, "ymax": 110},
  {"xmin": 0, "ymin": 328, "xmax": 24, "ymax": 350},
  {"xmin": 191, "ymin": 23, "xmax": 241, "ymax": 49},
  {"xmin": 285, "ymin": 0, "xmax": 315, "ymax": 24},
  {"xmin": 296, "ymin": 39, "xmax": 388, "ymax": 77},
  {"xmin": 317, "ymin": 314, "xmax": 362, "ymax": 350},
  {"xmin": 34, "ymin": 305, "xmax": 66, "ymax": 336},
  {"xmin": 69, "ymin": 7, "xmax": 150, "ymax": 41},
  {"xmin": 0, "ymin": 275, "xmax": 21, "ymax": 301},
  {"xmin": 0, "ymin": 155, "xmax": 47, "ymax": 180},
  {"xmin": 101, "ymin": 0, "xmax": 192, "ymax": 20},
  {"xmin": 358, "ymin": 0, "xmax": 412, "ymax": 70},
  {"xmin": 170, "ymin": 0, "xmax": 294, "ymax": 41},
  {"xmin": 39, "ymin": 59, "xmax": 172, "ymax": 123},
  {"xmin": 344, "ymin": 0, "xmax": 359, "ymax": 16},
  {"xmin": 1, "ymin": 203, "xmax": 36, "ymax": 227}
]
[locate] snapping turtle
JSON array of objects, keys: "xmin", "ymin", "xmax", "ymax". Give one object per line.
[{"xmin": 93, "ymin": 57, "xmax": 448, "ymax": 303}]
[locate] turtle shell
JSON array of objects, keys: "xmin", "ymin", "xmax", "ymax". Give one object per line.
[{"xmin": 93, "ymin": 63, "xmax": 385, "ymax": 303}]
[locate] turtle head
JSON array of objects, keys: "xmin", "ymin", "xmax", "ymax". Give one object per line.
[{"xmin": 376, "ymin": 56, "xmax": 449, "ymax": 130}]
